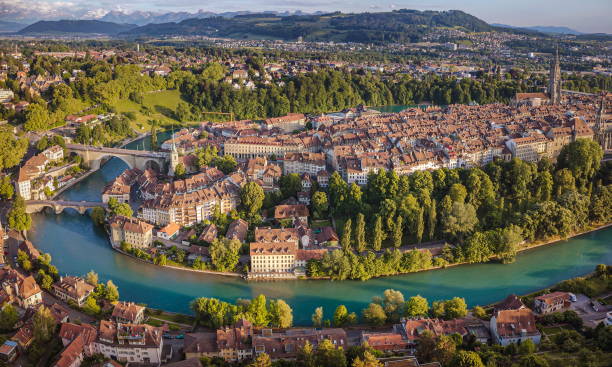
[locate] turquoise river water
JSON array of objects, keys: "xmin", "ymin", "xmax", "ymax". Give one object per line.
[{"xmin": 27, "ymin": 132, "xmax": 612, "ymax": 324}]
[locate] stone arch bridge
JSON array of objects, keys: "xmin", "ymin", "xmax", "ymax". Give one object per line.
[
  {"xmin": 66, "ymin": 144, "xmax": 168, "ymax": 172},
  {"xmin": 25, "ymin": 200, "xmax": 107, "ymax": 215}
]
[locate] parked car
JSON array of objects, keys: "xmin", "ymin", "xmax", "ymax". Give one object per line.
[{"xmin": 568, "ymin": 293, "xmax": 577, "ymax": 302}]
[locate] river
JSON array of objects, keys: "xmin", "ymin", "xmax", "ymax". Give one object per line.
[{"xmin": 27, "ymin": 132, "xmax": 612, "ymax": 324}]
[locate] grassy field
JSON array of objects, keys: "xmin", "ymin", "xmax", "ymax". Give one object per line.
[{"xmin": 113, "ymin": 89, "xmax": 187, "ymax": 132}]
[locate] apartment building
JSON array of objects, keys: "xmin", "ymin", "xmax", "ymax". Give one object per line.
[
  {"xmin": 283, "ymin": 152, "xmax": 326, "ymax": 175},
  {"xmin": 223, "ymin": 137, "xmax": 305, "ymax": 160},
  {"xmin": 109, "ymin": 215, "xmax": 154, "ymax": 248},
  {"xmin": 249, "ymin": 242, "xmax": 297, "ymax": 275},
  {"xmin": 184, "ymin": 319, "xmax": 253, "ymax": 361},
  {"xmin": 534, "ymin": 292, "xmax": 571, "ymax": 315},
  {"xmin": 490, "ymin": 308, "xmax": 541, "ymax": 346},
  {"xmin": 264, "ymin": 113, "xmax": 306, "ymax": 133},
  {"xmin": 505, "ymin": 134, "xmax": 549, "ymax": 162},
  {"xmin": 52, "ymin": 276, "xmax": 94, "ymax": 307},
  {"xmin": 112, "ymin": 302, "xmax": 146, "ymax": 324},
  {"xmin": 93, "ymin": 321, "xmax": 165, "ymax": 365}
]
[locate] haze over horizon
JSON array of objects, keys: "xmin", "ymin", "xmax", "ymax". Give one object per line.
[{"xmin": 3, "ymin": 0, "xmax": 611, "ymax": 34}]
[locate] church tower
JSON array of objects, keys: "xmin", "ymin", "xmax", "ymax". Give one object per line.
[
  {"xmin": 168, "ymin": 141, "xmax": 179, "ymax": 177},
  {"xmin": 594, "ymin": 94, "xmax": 610, "ymax": 150},
  {"xmin": 549, "ymin": 47, "xmax": 562, "ymax": 105}
]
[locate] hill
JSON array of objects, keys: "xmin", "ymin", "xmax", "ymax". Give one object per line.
[
  {"xmin": 122, "ymin": 9, "xmax": 496, "ymax": 43},
  {"xmin": 18, "ymin": 20, "xmax": 137, "ymax": 35}
]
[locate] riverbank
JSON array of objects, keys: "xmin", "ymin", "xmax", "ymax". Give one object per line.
[
  {"xmin": 110, "ymin": 245, "xmax": 244, "ymax": 278},
  {"xmin": 103, "ymin": 220, "xmax": 612, "ymax": 282},
  {"xmin": 50, "ymin": 169, "xmax": 96, "ymax": 200}
]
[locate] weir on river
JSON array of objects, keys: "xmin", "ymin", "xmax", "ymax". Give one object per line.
[{"xmin": 28, "ymin": 130, "xmax": 612, "ymax": 324}]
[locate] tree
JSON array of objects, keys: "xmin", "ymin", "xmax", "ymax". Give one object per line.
[
  {"xmin": 352, "ymin": 351, "xmax": 382, "ymax": 367},
  {"xmin": 315, "ymin": 339, "xmax": 347, "ymax": 367},
  {"xmin": 174, "ymin": 162, "xmax": 186, "ymax": 178},
  {"xmin": 392, "ymin": 216, "xmax": 403, "ymax": 248},
  {"xmin": 248, "ymin": 294, "xmax": 269, "ymax": 327},
  {"xmin": 312, "ymin": 191, "xmax": 329, "ymax": 219},
  {"xmin": 249, "ymin": 353, "xmax": 272, "ymax": 367},
  {"xmin": 202, "ymin": 62, "xmax": 227, "ymax": 81},
  {"xmin": 0, "ymin": 304, "xmax": 19, "ymax": 330},
  {"xmin": 363, "ymin": 303, "xmax": 386, "ymax": 326},
  {"xmin": 444, "ymin": 297, "xmax": 468, "ymax": 319},
  {"xmin": 269, "ymin": 299, "xmax": 293, "ymax": 328},
  {"xmin": 279, "ymin": 173, "xmax": 302, "ymax": 199},
  {"xmin": 557, "ymin": 139, "xmax": 603, "ymax": 192},
  {"xmin": 24, "ymin": 103, "xmax": 51, "ymax": 131},
  {"xmin": 90, "ymin": 207, "xmax": 106, "ymax": 226},
  {"xmin": 0, "ymin": 175, "xmax": 14, "ymax": 199},
  {"xmin": 176, "ymin": 102, "xmax": 191, "ymax": 122},
  {"xmin": 312, "ymin": 307, "xmax": 324, "ymax": 327},
  {"xmin": 452, "ymin": 351, "xmax": 484, "ymax": 367},
  {"xmin": 333, "ymin": 305, "xmax": 349, "ymax": 327},
  {"xmin": 213, "ymin": 155, "xmax": 237, "ymax": 174},
  {"xmin": 472, "ymin": 306, "xmax": 487, "ymax": 319},
  {"xmin": 8, "ymin": 196, "xmax": 31, "ymax": 231},
  {"xmin": 433, "ymin": 335, "xmax": 456, "ymax": 366},
  {"xmin": 32, "ymin": 306, "xmax": 57, "ymax": 342},
  {"xmin": 519, "ymin": 354, "xmax": 550, "ymax": 367},
  {"xmin": 405, "ymin": 295, "xmax": 429, "ymax": 318},
  {"xmin": 210, "ymin": 238, "xmax": 241, "ymax": 271},
  {"xmin": 298, "ymin": 341, "xmax": 316, "ymax": 367},
  {"xmin": 372, "ymin": 216, "xmax": 384, "ymax": 251},
  {"xmin": 519, "ymin": 338, "xmax": 536, "ymax": 354},
  {"xmin": 443, "ymin": 201, "xmax": 478, "ymax": 241},
  {"xmin": 83, "ymin": 296, "xmax": 100, "ymax": 315},
  {"xmin": 354, "ymin": 213, "xmax": 366, "ymax": 252},
  {"xmin": 341, "ymin": 219, "xmax": 353, "ymax": 252},
  {"xmin": 241, "ymin": 182, "xmax": 265, "ymax": 218},
  {"xmin": 449, "ymin": 183, "xmax": 468, "ymax": 203},
  {"xmin": 415, "ymin": 330, "xmax": 437, "ymax": 363},
  {"xmin": 108, "ymin": 198, "xmax": 133, "ymax": 217},
  {"xmin": 106, "ymin": 280, "xmax": 119, "ymax": 301},
  {"xmin": 0, "ymin": 131, "xmax": 28, "ymax": 170},
  {"xmin": 85, "ymin": 270, "xmax": 98, "ymax": 286},
  {"xmin": 426, "ymin": 200, "xmax": 436, "ymax": 241}
]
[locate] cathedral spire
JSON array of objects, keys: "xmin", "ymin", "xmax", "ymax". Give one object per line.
[{"xmin": 549, "ymin": 45, "xmax": 562, "ymax": 105}]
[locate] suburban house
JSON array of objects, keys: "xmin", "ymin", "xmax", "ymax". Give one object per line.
[
  {"xmin": 0, "ymin": 269, "xmax": 43, "ymax": 308},
  {"xmin": 490, "ymin": 308, "xmax": 541, "ymax": 346},
  {"xmin": 157, "ymin": 223, "xmax": 181, "ymax": 240},
  {"xmin": 226, "ymin": 219, "xmax": 249, "ymax": 243},
  {"xmin": 197, "ymin": 224, "xmax": 218, "ymax": 244},
  {"xmin": 274, "ymin": 204, "xmax": 309, "ymax": 224},
  {"xmin": 252, "ymin": 328, "xmax": 347, "ymax": 360},
  {"xmin": 52, "ymin": 276, "xmax": 94, "ymax": 307},
  {"xmin": 112, "ymin": 302, "xmax": 146, "ymax": 324},
  {"xmin": 184, "ymin": 319, "xmax": 253, "ymax": 361},
  {"xmin": 534, "ymin": 292, "xmax": 571, "ymax": 315},
  {"xmin": 109, "ymin": 215, "xmax": 154, "ymax": 248}
]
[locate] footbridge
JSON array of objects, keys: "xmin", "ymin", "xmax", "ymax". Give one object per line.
[
  {"xmin": 25, "ymin": 200, "xmax": 107, "ymax": 214},
  {"xmin": 66, "ymin": 144, "xmax": 168, "ymax": 172}
]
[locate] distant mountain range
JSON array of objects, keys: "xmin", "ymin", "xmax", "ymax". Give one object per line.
[
  {"xmin": 0, "ymin": 20, "xmax": 26, "ymax": 33},
  {"xmin": 18, "ymin": 20, "xmax": 137, "ymax": 35},
  {"xmin": 98, "ymin": 10, "xmax": 321, "ymax": 26},
  {"xmin": 121, "ymin": 9, "xmax": 499, "ymax": 43},
  {"xmin": 492, "ymin": 23, "xmax": 583, "ymax": 35},
  {"xmin": 8, "ymin": 10, "xmax": 607, "ymax": 42}
]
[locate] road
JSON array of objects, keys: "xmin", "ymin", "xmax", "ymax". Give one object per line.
[{"xmin": 569, "ymin": 293, "xmax": 612, "ymax": 327}]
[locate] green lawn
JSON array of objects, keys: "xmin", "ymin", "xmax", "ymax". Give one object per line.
[{"xmin": 113, "ymin": 89, "xmax": 187, "ymax": 132}]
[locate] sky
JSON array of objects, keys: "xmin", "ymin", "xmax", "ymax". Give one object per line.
[{"xmin": 2, "ymin": 0, "xmax": 611, "ymax": 33}]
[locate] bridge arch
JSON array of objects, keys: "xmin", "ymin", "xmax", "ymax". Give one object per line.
[{"xmin": 89, "ymin": 154, "xmax": 134, "ymax": 171}]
